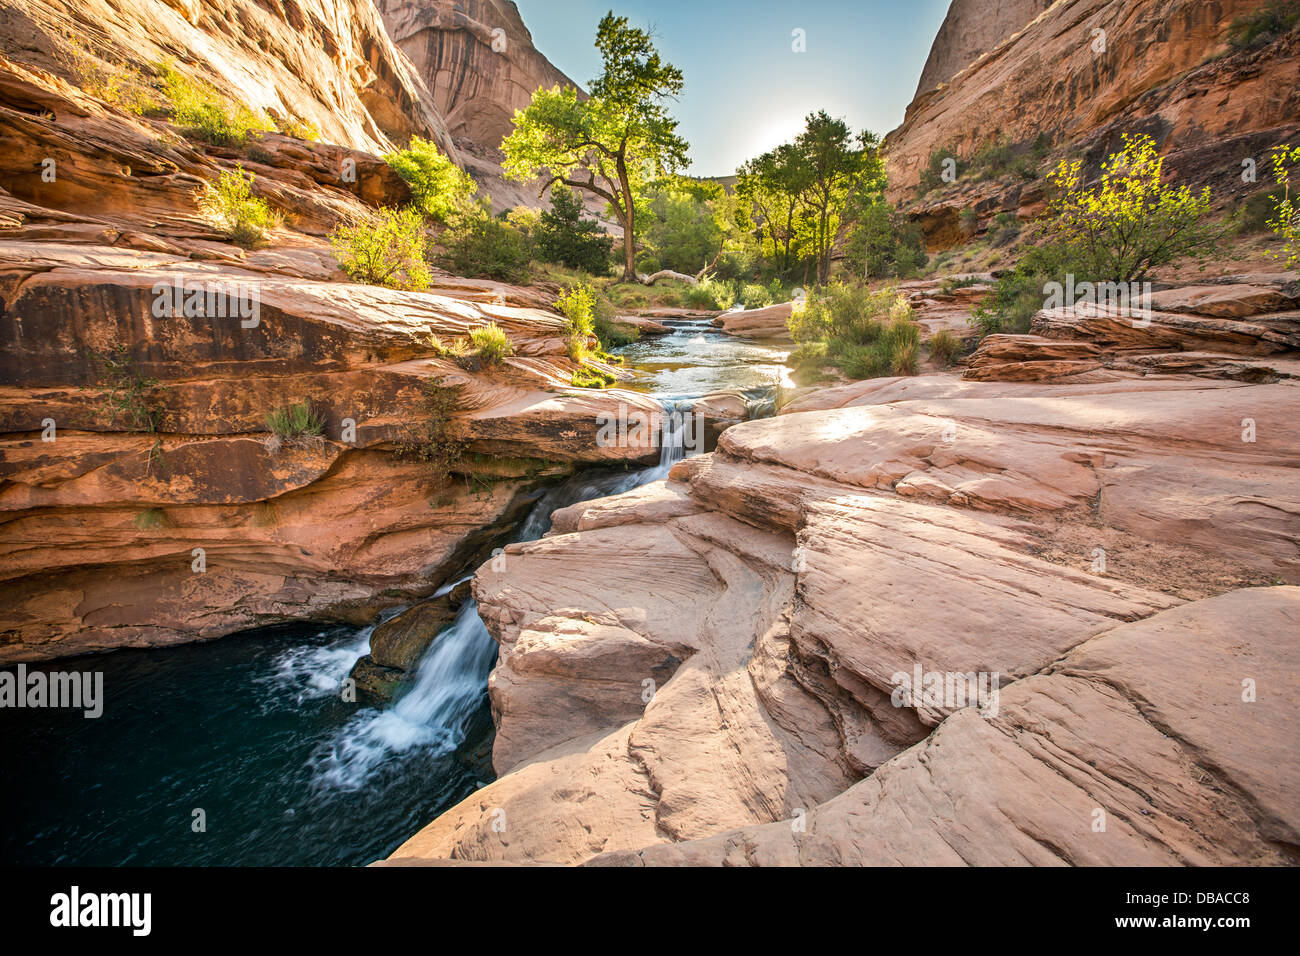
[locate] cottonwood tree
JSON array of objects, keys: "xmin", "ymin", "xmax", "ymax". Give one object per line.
[
  {"xmin": 736, "ymin": 111, "xmax": 883, "ymax": 283},
  {"xmin": 502, "ymin": 13, "xmax": 688, "ymax": 280}
]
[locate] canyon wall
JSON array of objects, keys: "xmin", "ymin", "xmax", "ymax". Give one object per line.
[
  {"xmin": 913, "ymin": 0, "xmax": 1055, "ymax": 96},
  {"xmin": 886, "ymin": 0, "xmax": 1300, "ymax": 244},
  {"xmin": 0, "ymin": 0, "xmax": 458, "ymax": 157},
  {"xmin": 0, "ymin": 2, "xmax": 644, "ymax": 662},
  {"xmin": 376, "ymin": 0, "xmax": 598, "ymax": 214}
]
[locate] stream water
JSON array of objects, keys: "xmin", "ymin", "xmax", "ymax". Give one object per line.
[{"xmin": 2, "ymin": 315, "xmax": 789, "ymax": 866}]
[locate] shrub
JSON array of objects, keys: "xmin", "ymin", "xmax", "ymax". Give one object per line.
[
  {"xmin": 265, "ymin": 400, "xmax": 324, "ymax": 452},
  {"xmin": 969, "ymin": 137, "xmax": 1040, "ymax": 181},
  {"xmin": 426, "ymin": 333, "xmax": 469, "ymax": 358},
  {"xmin": 990, "ymin": 211, "xmax": 1022, "ymax": 246},
  {"xmin": 789, "ymin": 283, "xmax": 922, "ymax": 381},
  {"xmin": 959, "ymin": 207, "xmax": 979, "ymax": 236},
  {"xmin": 158, "ymin": 62, "xmax": 268, "ymax": 146},
  {"xmin": 1227, "ymin": 1, "xmax": 1300, "ymax": 49},
  {"xmin": 571, "ymin": 366, "xmax": 615, "ymax": 388},
  {"xmin": 1044, "ymin": 133, "xmax": 1222, "ymax": 282},
  {"xmin": 739, "ymin": 283, "xmax": 774, "ymax": 309},
  {"xmin": 968, "ymin": 244, "xmax": 1067, "ymax": 338},
  {"xmin": 555, "ymin": 285, "xmax": 597, "ymax": 360},
  {"xmin": 395, "ymin": 379, "xmax": 464, "ymax": 484},
  {"xmin": 683, "ymin": 277, "xmax": 735, "ymax": 310},
  {"xmin": 199, "ymin": 165, "xmax": 276, "ymax": 248},
  {"xmin": 918, "ymin": 147, "xmax": 964, "ymax": 194},
  {"xmin": 928, "ymin": 329, "xmax": 963, "ymax": 367},
  {"xmin": 274, "ymin": 116, "xmax": 320, "ymax": 142},
  {"xmin": 61, "ymin": 41, "xmax": 160, "ymax": 115},
  {"xmin": 331, "ymin": 207, "xmax": 430, "ymax": 290},
  {"xmin": 442, "ymin": 214, "xmax": 532, "ymax": 284},
  {"xmin": 844, "ymin": 201, "xmax": 928, "ymax": 278},
  {"xmin": 84, "ymin": 345, "xmax": 164, "ymax": 432},
  {"xmin": 1264, "ymin": 144, "xmax": 1300, "ymax": 268},
  {"xmin": 469, "ymin": 323, "xmax": 512, "ymax": 364},
  {"xmin": 1240, "ymin": 187, "xmax": 1286, "ymax": 233},
  {"xmin": 386, "ymin": 136, "xmax": 478, "ymax": 224},
  {"xmin": 535, "ymin": 186, "xmax": 614, "ymax": 274}
]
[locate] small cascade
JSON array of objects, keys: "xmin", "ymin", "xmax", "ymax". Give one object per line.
[
  {"xmin": 310, "ymin": 600, "xmax": 496, "ymax": 791},
  {"xmin": 310, "ymin": 396, "xmax": 694, "ymax": 792}
]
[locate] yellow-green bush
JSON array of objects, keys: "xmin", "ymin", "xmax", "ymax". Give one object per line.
[
  {"xmin": 199, "ymin": 165, "xmax": 276, "ymax": 248},
  {"xmin": 331, "ymin": 207, "xmax": 431, "ymax": 290},
  {"xmin": 469, "ymin": 323, "xmax": 512, "ymax": 364},
  {"xmin": 158, "ymin": 62, "xmax": 269, "ymax": 146}
]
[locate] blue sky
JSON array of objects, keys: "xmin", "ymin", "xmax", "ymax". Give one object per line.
[{"xmin": 513, "ymin": 0, "xmax": 950, "ymax": 177}]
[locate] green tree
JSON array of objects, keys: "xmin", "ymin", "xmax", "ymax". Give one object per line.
[
  {"xmin": 536, "ymin": 185, "xmax": 614, "ymax": 273},
  {"xmin": 736, "ymin": 112, "xmax": 883, "ymax": 283},
  {"xmin": 502, "ymin": 13, "xmax": 688, "ymax": 280},
  {"xmin": 641, "ymin": 178, "xmax": 726, "ymax": 274},
  {"xmin": 796, "ymin": 112, "xmax": 883, "ymax": 284},
  {"xmin": 736, "ymin": 143, "xmax": 809, "ymax": 275}
]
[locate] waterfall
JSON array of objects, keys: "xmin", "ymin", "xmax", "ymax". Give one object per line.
[
  {"xmin": 309, "ymin": 397, "xmax": 693, "ymax": 792},
  {"xmin": 309, "ymin": 600, "xmax": 496, "ymax": 792}
]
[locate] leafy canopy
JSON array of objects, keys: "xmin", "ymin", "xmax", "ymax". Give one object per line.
[{"xmin": 502, "ymin": 12, "xmax": 688, "ymax": 278}]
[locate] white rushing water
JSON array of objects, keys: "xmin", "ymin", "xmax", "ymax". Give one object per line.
[{"xmin": 305, "ymin": 402, "xmax": 694, "ymax": 792}]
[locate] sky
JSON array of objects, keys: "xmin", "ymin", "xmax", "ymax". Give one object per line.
[{"xmin": 513, "ymin": 0, "xmax": 951, "ymax": 178}]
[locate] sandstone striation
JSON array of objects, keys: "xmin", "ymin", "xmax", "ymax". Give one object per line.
[{"xmin": 385, "ymin": 320, "xmax": 1300, "ymax": 864}]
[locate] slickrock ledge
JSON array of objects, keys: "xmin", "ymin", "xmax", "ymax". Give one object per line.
[{"xmin": 385, "ymin": 356, "xmax": 1299, "ymax": 866}]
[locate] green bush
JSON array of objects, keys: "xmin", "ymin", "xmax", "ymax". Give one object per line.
[
  {"xmin": 1227, "ymin": 1, "xmax": 1300, "ymax": 49},
  {"xmin": 395, "ymin": 379, "xmax": 464, "ymax": 485},
  {"xmin": 927, "ymin": 329, "xmax": 963, "ymax": 367},
  {"xmin": 535, "ymin": 186, "xmax": 613, "ymax": 274},
  {"xmin": 969, "ymin": 244, "xmax": 1066, "ymax": 338},
  {"xmin": 84, "ymin": 345, "xmax": 165, "ymax": 432},
  {"xmin": 918, "ymin": 147, "xmax": 964, "ymax": 194},
  {"xmin": 272, "ymin": 115, "xmax": 320, "ymax": 141},
  {"xmin": 1240, "ymin": 187, "xmax": 1286, "ymax": 233},
  {"xmin": 331, "ymin": 207, "xmax": 430, "ymax": 290},
  {"xmin": 265, "ymin": 400, "xmax": 324, "ymax": 443},
  {"xmin": 199, "ymin": 165, "xmax": 276, "ymax": 248},
  {"xmin": 739, "ymin": 283, "xmax": 774, "ymax": 309},
  {"xmin": 386, "ymin": 136, "xmax": 478, "ymax": 224},
  {"xmin": 571, "ymin": 366, "xmax": 615, "ymax": 388},
  {"xmin": 158, "ymin": 62, "xmax": 268, "ymax": 146},
  {"xmin": 470, "ymin": 322, "xmax": 513, "ymax": 364},
  {"xmin": 555, "ymin": 284, "xmax": 597, "ymax": 360},
  {"xmin": 789, "ymin": 283, "xmax": 922, "ymax": 381},
  {"xmin": 683, "ymin": 277, "xmax": 735, "ymax": 310},
  {"xmin": 990, "ymin": 211, "xmax": 1022, "ymax": 246},
  {"xmin": 844, "ymin": 201, "xmax": 928, "ymax": 278},
  {"xmin": 969, "ymin": 137, "xmax": 1040, "ymax": 181},
  {"xmin": 442, "ymin": 214, "xmax": 532, "ymax": 284}
]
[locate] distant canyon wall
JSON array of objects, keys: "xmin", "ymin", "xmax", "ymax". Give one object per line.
[{"xmin": 887, "ymin": 0, "xmax": 1300, "ymax": 215}]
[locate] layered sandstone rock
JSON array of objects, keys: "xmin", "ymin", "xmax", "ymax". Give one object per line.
[
  {"xmin": 964, "ymin": 273, "xmax": 1300, "ymax": 383},
  {"xmin": 913, "ymin": 0, "xmax": 1055, "ymax": 96},
  {"xmin": 384, "ymin": 337, "xmax": 1299, "ymax": 864},
  {"xmin": 0, "ymin": 12, "xmax": 658, "ymax": 663},
  {"xmin": 377, "ymin": 0, "xmax": 576, "ymax": 151},
  {"xmin": 2, "ymin": 0, "xmax": 456, "ymax": 157},
  {"xmin": 886, "ymin": 0, "xmax": 1300, "ymax": 242}
]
